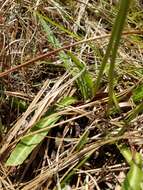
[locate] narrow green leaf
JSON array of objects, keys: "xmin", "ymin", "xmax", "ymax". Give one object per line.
[
  {"xmin": 75, "ymin": 130, "xmax": 89, "ymax": 152},
  {"xmin": 57, "ymin": 96, "xmax": 77, "ymax": 108},
  {"xmin": 67, "ymin": 51, "xmax": 94, "ymax": 99},
  {"xmin": 37, "ymin": 13, "xmax": 94, "ymax": 100},
  {"xmin": 125, "ymin": 103, "xmax": 143, "ymax": 122},
  {"xmin": 94, "ymin": 0, "xmax": 131, "ymax": 101},
  {"xmin": 71, "ymin": 129, "xmax": 89, "ymax": 153},
  {"xmin": 67, "ymin": 51, "xmax": 84, "ymax": 69},
  {"xmin": 36, "ymin": 12, "xmax": 80, "ymax": 40},
  {"xmin": 59, "ymin": 150, "xmax": 93, "ymax": 189},
  {"xmin": 108, "ymin": 0, "xmax": 131, "ymax": 107}
]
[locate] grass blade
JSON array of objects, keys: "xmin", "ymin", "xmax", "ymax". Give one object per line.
[
  {"xmin": 108, "ymin": 0, "xmax": 131, "ymax": 107},
  {"xmin": 36, "ymin": 12, "xmax": 80, "ymax": 40},
  {"xmin": 37, "ymin": 13, "xmax": 94, "ymax": 100},
  {"xmin": 125, "ymin": 103, "xmax": 143, "ymax": 122},
  {"xmin": 71, "ymin": 128, "xmax": 89, "ymax": 153},
  {"xmin": 59, "ymin": 150, "xmax": 93, "ymax": 189},
  {"xmin": 67, "ymin": 51, "xmax": 94, "ymax": 99},
  {"xmin": 94, "ymin": 0, "xmax": 131, "ymax": 100}
]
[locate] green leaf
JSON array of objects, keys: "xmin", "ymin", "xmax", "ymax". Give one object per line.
[
  {"xmin": 5, "ymin": 115, "xmax": 59, "ymax": 166},
  {"xmin": 108, "ymin": 0, "xmax": 131, "ymax": 108},
  {"xmin": 67, "ymin": 51, "xmax": 94, "ymax": 100},
  {"xmin": 5, "ymin": 97, "xmax": 76, "ymax": 166},
  {"xmin": 11, "ymin": 97, "xmax": 28, "ymax": 112},
  {"xmin": 57, "ymin": 128, "xmax": 90, "ymax": 189},
  {"xmin": 123, "ymin": 163, "xmax": 143, "ymax": 190},
  {"xmin": 94, "ymin": 0, "xmax": 131, "ymax": 109},
  {"xmin": 132, "ymin": 85, "xmax": 143, "ymax": 103},
  {"xmin": 36, "ymin": 12, "xmax": 80, "ymax": 40},
  {"xmin": 74, "ymin": 129, "xmax": 89, "ymax": 152},
  {"xmin": 37, "ymin": 13, "xmax": 94, "ymax": 100},
  {"xmin": 125, "ymin": 103, "xmax": 143, "ymax": 122},
  {"xmin": 118, "ymin": 145, "xmax": 143, "ymax": 190},
  {"xmin": 57, "ymin": 96, "xmax": 77, "ymax": 108},
  {"xmin": 59, "ymin": 150, "xmax": 93, "ymax": 189}
]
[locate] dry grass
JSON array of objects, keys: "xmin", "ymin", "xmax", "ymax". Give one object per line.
[{"xmin": 0, "ymin": 0, "xmax": 143, "ymax": 189}]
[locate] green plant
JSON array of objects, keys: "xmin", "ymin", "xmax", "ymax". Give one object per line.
[{"xmin": 118, "ymin": 144, "xmax": 143, "ymax": 190}]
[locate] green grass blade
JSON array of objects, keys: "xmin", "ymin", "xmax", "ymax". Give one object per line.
[
  {"xmin": 94, "ymin": 0, "xmax": 131, "ymax": 98},
  {"xmin": 67, "ymin": 51, "xmax": 94, "ymax": 99},
  {"xmin": 94, "ymin": 11, "xmax": 119, "ymax": 94},
  {"xmin": 59, "ymin": 150, "xmax": 93, "ymax": 189},
  {"xmin": 71, "ymin": 128, "xmax": 89, "ymax": 153},
  {"xmin": 58, "ymin": 129, "xmax": 91, "ymax": 189},
  {"xmin": 37, "ymin": 13, "xmax": 94, "ymax": 100},
  {"xmin": 75, "ymin": 130, "xmax": 89, "ymax": 152},
  {"xmin": 108, "ymin": 0, "xmax": 131, "ymax": 107},
  {"xmin": 125, "ymin": 103, "xmax": 143, "ymax": 122},
  {"xmin": 36, "ymin": 12, "xmax": 80, "ymax": 40},
  {"xmin": 5, "ymin": 97, "xmax": 77, "ymax": 166}
]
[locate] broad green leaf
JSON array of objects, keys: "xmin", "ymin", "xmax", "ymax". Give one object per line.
[
  {"xmin": 123, "ymin": 163, "xmax": 143, "ymax": 190},
  {"xmin": 118, "ymin": 145, "xmax": 143, "ymax": 190},
  {"xmin": 57, "ymin": 96, "xmax": 77, "ymax": 108},
  {"xmin": 132, "ymin": 85, "xmax": 143, "ymax": 103},
  {"xmin": 5, "ymin": 115, "xmax": 59, "ymax": 166},
  {"xmin": 6, "ymin": 97, "xmax": 77, "ymax": 166}
]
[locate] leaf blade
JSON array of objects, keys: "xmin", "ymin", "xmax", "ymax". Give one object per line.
[{"xmin": 6, "ymin": 97, "xmax": 77, "ymax": 166}]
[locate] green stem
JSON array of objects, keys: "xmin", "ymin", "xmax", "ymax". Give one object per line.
[{"xmin": 108, "ymin": 0, "xmax": 131, "ymax": 108}]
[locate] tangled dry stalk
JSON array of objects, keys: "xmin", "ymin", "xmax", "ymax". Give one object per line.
[{"xmin": 0, "ymin": 0, "xmax": 143, "ymax": 189}]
